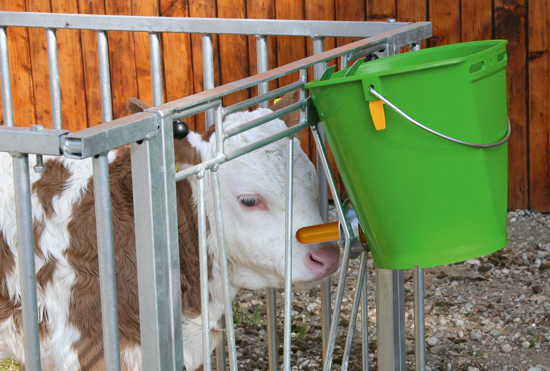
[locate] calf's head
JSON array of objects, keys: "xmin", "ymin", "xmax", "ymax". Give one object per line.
[{"xmin": 127, "ymin": 94, "xmax": 340, "ymax": 290}]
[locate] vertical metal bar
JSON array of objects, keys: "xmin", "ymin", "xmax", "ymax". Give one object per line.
[
  {"xmin": 12, "ymin": 153, "xmax": 41, "ymax": 370},
  {"xmin": 92, "ymin": 154, "xmax": 121, "ymax": 371},
  {"xmin": 283, "ymin": 136, "xmax": 295, "ymax": 371},
  {"xmin": 361, "ymin": 258, "xmax": 369, "ymax": 371},
  {"xmin": 130, "ymin": 116, "xmax": 184, "ymax": 371},
  {"xmin": 202, "ymin": 34, "xmax": 215, "ymax": 128},
  {"xmin": 211, "ymin": 169, "xmax": 238, "ymax": 371},
  {"xmin": 46, "ymin": 29, "xmax": 62, "ymax": 130},
  {"xmin": 0, "ymin": 27, "xmax": 14, "ymax": 127},
  {"xmin": 256, "ymin": 35, "xmax": 269, "ymax": 109},
  {"xmin": 414, "ymin": 265, "xmax": 426, "ymax": 371},
  {"xmin": 149, "ymin": 33, "xmax": 163, "ymax": 107},
  {"xmin": 97, "ymin": 31, "xmax": 113, "ymax": 123},
  {"xmin": 311, "ymin": 127, "xmax": 352, "ymax": 371},
  {"xmin": 197, "ymin": 172, "xmax": 212, "ymax": 371},
  {"xmin": 312, "ymin": 37, "xmax": 332, "ymax": 362},
  {"xmin": 342, "ymin": 252, "xmax": 368, "ymax": 371},
  {"xmin": 376, "ymin": 269, "xmax": 406, "ymax": 371}
]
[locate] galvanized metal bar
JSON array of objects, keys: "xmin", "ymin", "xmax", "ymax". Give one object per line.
[
  {"xmin": 130, "ymin": 116, "xmax": 184, "ymax": 371},
  {"xmin": 361, "ymin": 258, "xmax": 369, "ymax": 371},
  {"xmin": 283, "ymin": 136, "xmax": 295, "ymax": 371},
  {"xmin": 149, "ymin": 33, "xmax": 163, "ymax": 107},
  {"xmin": 376, "ymin": 269, "xmax": 406, "ymax": 371},
  {"xmin": 0, "ymin": 27, "xmax": 14, "ymax": 127},
  {"xmin": 266, "ymin": 286, "xmax": 278, "ymax": 371},
  {"xmin": 414, "ymin": 265, "xmax": 426, "ymax": 371},
  {"xmin": 12, "ymin": 153, "xmax": 41, "ymax": 370},
  {"xmin": 256, "ymin": 35, "xmax": 269, "ymax": 109},
  {"xmin": 46, "ymin": 28, "xmax": 62, "ymax": 130},
  {"xmin": 92, "ymin": 154, "xmax": 121, "ymax": 371},
  {"xmin": 211, "ymin": 169, "xmax": 238, "ymax": 371},
  {"xmin": 202, "ymin": 34, "xmax": 215, "ymax": 128},
  {"xmin": 97, "ymin": 31, "xmax": 113, "ymax": 123},
  {"xmin": 312, "ymin": 37, "xmax": 333, "ymax": 362},
  {"xmin": 197, "ymin": 171, "xmax": 212, "ymax": 371},
  {"xmin": 171, "ymin": 99, "xmax": 221, "ymax": 121},
  {"xmin": 224, "ymin": 81, "xmax": 304, "ymax": 116},
  {"xmin": 0, "ymin": 12, "xmax": 418, "ymax": 37},
  {"xmin": 311, "ymin": 126, "xmax": 353, "ymax": 371},
  {"xmin": 215, "ymin": 317, "xmax": 227, "ymax": 371},
  {"xmin": 0, "ymin": 126, "xmax": 67, "ymax": 155}
]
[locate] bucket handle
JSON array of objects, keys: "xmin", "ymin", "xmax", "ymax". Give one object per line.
[{"xmin": 369, "ymin": 86, "xmax": 511, "ymax": 148}]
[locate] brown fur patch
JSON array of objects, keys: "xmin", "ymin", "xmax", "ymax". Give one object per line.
[
  {"xmin": 66, "ymin": 143, "xmax": 211, "ymax": 366},
  {"xmin": 201, "ymin": 125, "xmax": 216, "ymax": 142},
  {"xmin": 0, "ymin": 231, "xmax": 15, "ymax": 325},
  {"xmin": 270, "ymin": 89, "xmax": 301, "ymax": 127},
  {"xmin": 32, "ymin": 159, "xmax": 71, "ymax": 219}
]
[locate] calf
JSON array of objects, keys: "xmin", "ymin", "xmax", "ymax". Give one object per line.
[{"xmin": 0, "ymin": 93, "xmax": 340, "ymax": 370}]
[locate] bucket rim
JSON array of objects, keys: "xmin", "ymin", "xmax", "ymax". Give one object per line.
[{"xmin": 305, "ymin": 39, "xmax": 508, "ymax": 90}]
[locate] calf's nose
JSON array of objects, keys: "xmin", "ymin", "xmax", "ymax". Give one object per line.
[{"xmin": 304, "ymin": 245, "xmax": 340, "ymax": 277}]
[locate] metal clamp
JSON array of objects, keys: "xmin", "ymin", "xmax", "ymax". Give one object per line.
[{"xmin": 369, "ymin": 86, "xmax": 512, "ymax": 148}]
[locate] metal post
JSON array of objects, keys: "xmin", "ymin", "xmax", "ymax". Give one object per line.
[
  {"xmin": 149, "ymin": 33, "xmax": 163, "ymax": 107},
  {"xmin": 361, "ymin": 258, "xmax": 369, "ymax": 371},
  {"xmin": 46, "ymin": 29, "xmax": 62, "ymax": 130},
  {"xmin": 12, "ymin": 153, "xmax": 41, "ymax": 370},
  {"xmin": 92, "ymin": 154, "xmax": 121, "ymax": 371},
  {"xmin": 414, "ymin": 265, "xmax": 426, "ymax": 371},
  {"xmin": 0, "ymin": 27, "xmax": 14, "ymax": 127},
  {"xmin": 283, "ymin": 136, "xmax": 295, "ymax": 371},
  {"xmin": 256, "ymin": 35, "xmax": 269, "ymax": 109},
  {"xmin": 376, "ymin": 269, "xmax": 406, "ymax": 371},
  {"xmin": 97, "ymin": 31, "xmax": 113, "ymax": 123},
  {"xmin": 202, "ymin": 34, "xmax": 215, "ymax": 128},
  {"xmin": 130, "ymin": 116, "xmax": 184, "ymax": 371}
]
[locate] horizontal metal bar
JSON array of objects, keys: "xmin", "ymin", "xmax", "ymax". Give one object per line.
[
  {"xmin": 169, "ymin": 100, "xmax": 221, "ymax": 121},
  {"xmin": 0, "ymin": 126, "xmax": 68, "ymax": 155},
  {"xmin": 150, "ymin": 22, "xmax": 431, "ymax": 117},
  {"xmin": 224, "ymin": 81, "xmax": 304, "ymax": 115},
  {"xmin": 0, "ymin": 11, "xmax": 412, "ymax": 37},
  {"xmin": 62, "ymin": 112, "xmax": 159, "ymax": 159}
]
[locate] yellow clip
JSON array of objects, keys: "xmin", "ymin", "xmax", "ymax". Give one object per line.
[
  {"xmin": 273, "ymin": 98, "xmax": 282, "ymax": 104},
  {"xmin": 369, "ymin": 100, "xmax": 386, "ymax": 130}
]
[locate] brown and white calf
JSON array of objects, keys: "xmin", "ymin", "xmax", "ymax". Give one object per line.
[{"xmin": 0, "ymin": 94, "xmax": 340, "ymax": 370}]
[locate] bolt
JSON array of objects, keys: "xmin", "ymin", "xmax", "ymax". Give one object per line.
[
  {"xmin": 30, "ymin": 124, "xmax": 44, "ymax": 132},
  {"xmin": 34, "ymin": 154, "xmax": 46, "ymax": 173},
  {"xmin": 387, "ymin": 18, "xmax": 397, "ymax": 23}
]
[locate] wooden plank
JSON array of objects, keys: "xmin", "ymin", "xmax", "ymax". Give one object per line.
[
  {"xmin": 429, "ymin": 0, "xmax": 461, "ymax": 47},
  {"xmin": 528, "ymin": 1, "xmax": 550, "ymax": 211},
  {"xmin": 462, "ymin": 0, "xmax": 492, "ymax": 42},
  {"xmin": 160, "ymin": 0, "xmax": 196, "ymax": 129},
  {"xmin": 495, "ymin": 0, "xmax": 528, "ymax": 210},
  {"xmin": 51, "ymin": 0, "xmax": 88, "ymax": 133},
  {"xmin": 367, "ymin": 0, "xmax": 396, "ymax": 21},
  {"xmin": 77, "ymin": 0, "xmax": 106, "ymax": 127},
  {"xmin": 217, "ymin": 0, "xmax": 250, "ymax": 108},
  {"xmin": 335, "ymin": 0, "xmax": 364, "ymax": 69},
  {"xmin": 104, "ymin": 0, "xmax": 139, "ymax": 120},
  {"xmin": 24, "ymin": 0, "xmax": 52, "ymax": 128},
  {"xmin": 188, "ymin": 0, "xmax": 221, "ymax": 133},
  {"xmin": 0, "ymin": 0, "xmax": 36, "ymax": 127},
  {"xmin": 275, "ymin": 0, "xmax": 310, "ymax": 156},
  {"xmin": 132, "ymin": 0, "xmax": 159, "ymax": 108},
  {"xmin": 246, "ymin": 0, "xmax": 278, "ymax": 100}
]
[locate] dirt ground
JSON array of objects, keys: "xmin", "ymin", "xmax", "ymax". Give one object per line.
[{"xmin": 232, "ymin": 209, "xmax": 550, "ymax": 371}]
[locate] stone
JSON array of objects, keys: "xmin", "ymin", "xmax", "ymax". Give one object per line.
[
  {"xmin": 521, "ymin": 341, "xmax": 531, "ymax": 349},
  {"xmin": 491, "ymin": 329, "xmax": 505, "ymax": 338},
  {"xmin": 500, "ymin": 344, "xmax": 513, "ymax": 353},
  {"xmin": 470, "ymin": 332, "xmax": 482, "ymax": 341},
  {"xmin": 427, "ymin": 337, "xmax": 439, "ymax": 346},
  {"xmin": 429, "ymin": 345, "xmax": 447, "ymax": 354}
]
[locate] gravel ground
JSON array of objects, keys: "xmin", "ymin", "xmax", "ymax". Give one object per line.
[{"xmin": 231, "ymin": 209, "xmax": 550, "ymax": 371}]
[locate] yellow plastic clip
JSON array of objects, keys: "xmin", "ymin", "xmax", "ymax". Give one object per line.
[{"xmin": 368, "ymin": 100, "xmax": 386, "ymax": 130}]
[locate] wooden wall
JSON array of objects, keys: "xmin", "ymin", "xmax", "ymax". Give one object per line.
[{"xmin": 0, "ymin": 0, "xmax": 546, "ymax": 212}]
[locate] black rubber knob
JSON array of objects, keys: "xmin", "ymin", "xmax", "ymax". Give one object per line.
[
  {"xmin": 365, "ymin": 53, "xmax": 379, "ymax": 62},
  {"xmin": 173, "ymin": 120, "xmax": 189, "ymax": 140}
]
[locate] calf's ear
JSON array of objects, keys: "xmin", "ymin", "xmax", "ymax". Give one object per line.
[
  {"xmin": 127, "ymin": 97, "xmax": 151, "ymax": 114},
  {"xmin": 270, "ymin": 90, "xmax": 301, "ymax": 128}
]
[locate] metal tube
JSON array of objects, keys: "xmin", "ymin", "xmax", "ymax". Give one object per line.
[
  {"xmin": 256, "ymin": 35, "xmax": 269, "ymax": 109},
  {"xmin": 342, "ymin": 252, "xmax": 368, "ymax": 371},
  {"xmin": 361, "ymin": 257, "xmax": 369, "ymax": 371},
  {"xmin": 266, "ymin": 287, "xmax": 278, "ymax": 371},
  {"xmin": 202, "ymin": 34, "xmax": 215, "ymax": 128},
  {"xmin": 149, "ymin": 33, "xmax": 163, "ymax": 107},
  {"xmin": 0, "ymin": 27, "xmax": 14, "ymax": 127},
  {"xmin": 283, "ymin": 136, "xmax": 294, "ymax": 371},
  {"xmin": 197, "ymin": 172, "xmax": 212, "ymax": 371},
  {"xmin": 414, "ymin": 265, "xmax": 426, "ymax": 371},
  {"xmin": 97, "ymin": 31, "xmax": 113, "ymax": 123},
  {"xmin": 211, "ymin": 169, "xmax": 238, "ymax": 371},
  {"xmin": 46, "ymin": 29, "xmax": 62, "ymax": 130},
  {"xmin": 12, "ymin": 153, "xmax": 41, "ymax": 370},
  {"xmin": 92, "ymin": 154, "xmax": 121, "ymax": 371}
]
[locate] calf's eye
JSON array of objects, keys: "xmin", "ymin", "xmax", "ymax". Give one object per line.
[{"xmin": 239, "ymin": 196, "xmax": 260, "ymax": 207}]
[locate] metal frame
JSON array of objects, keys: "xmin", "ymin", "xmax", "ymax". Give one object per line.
[{"xmin": 0, "ymin": 12, "xmax": 432, "ymax": 371}]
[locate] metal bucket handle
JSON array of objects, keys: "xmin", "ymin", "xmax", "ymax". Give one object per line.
[{"xmin": 369, "ymin": 86, "xmax": 511, "ymax": 148}]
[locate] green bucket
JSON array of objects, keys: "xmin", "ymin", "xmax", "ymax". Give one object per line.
[{"xmin": 306, "ymin": 40, "xmax": 509, "ymax": 270}]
